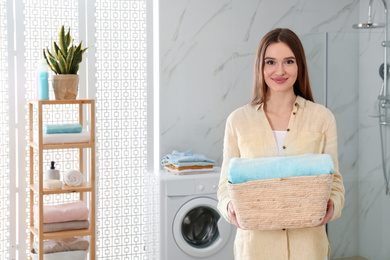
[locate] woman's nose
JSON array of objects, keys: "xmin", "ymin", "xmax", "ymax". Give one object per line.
[{"xmin": 275, "ymin": 63, "xmax": 285, "ymax": 75}]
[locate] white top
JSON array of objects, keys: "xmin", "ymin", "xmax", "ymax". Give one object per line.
[{"xmin": 272, "ymin": 130, "xmax": 287, "ymax": 155}]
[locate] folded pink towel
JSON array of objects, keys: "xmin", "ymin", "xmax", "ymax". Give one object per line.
[
  {"xmin": 34, "ymin": 220, "xmax": 90, "ymax": 233},
  {"xmin": 33, "ymin": 201, "xmax": 89, "ymax": 224}
]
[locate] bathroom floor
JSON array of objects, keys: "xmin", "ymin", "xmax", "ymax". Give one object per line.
[{"xmin": 333, "ymin": 257, "xmax": 368, "ymax": 260}]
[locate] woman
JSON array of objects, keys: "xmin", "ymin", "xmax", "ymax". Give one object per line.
[{"xmin": 217, "ymin": 28, "xmax": 345, "ymax": 260}]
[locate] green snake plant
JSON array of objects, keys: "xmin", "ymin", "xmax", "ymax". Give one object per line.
[{"xmin": 43, "ymin": 25, "xmax": 87, "ymax": 75}]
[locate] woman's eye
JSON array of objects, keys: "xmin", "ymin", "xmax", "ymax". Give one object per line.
[
  {"xmin": 265, "ymin": 60, "xmax": 275, "ymax": 65},
  {"xmin": 286, "ymin": 59, "xmax": 295, "ymax": 64}
]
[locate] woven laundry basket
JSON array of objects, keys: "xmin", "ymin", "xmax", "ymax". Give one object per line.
[
  {"xmin": 227, "ymin": 174, "xmax": 333, "ymax": 230},
  {"xmin": 30, "ymin": 249, "xmax": 88, "ymax": 260}
]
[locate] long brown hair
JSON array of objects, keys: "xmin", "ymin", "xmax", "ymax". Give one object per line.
[{"xmin": 250, "ymin": 28, "xmax": 314, "ymax": 105}]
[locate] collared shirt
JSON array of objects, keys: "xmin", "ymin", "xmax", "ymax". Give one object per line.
[{"xmin": 217, "ymin": 96, "xmax": 345, "ymax": 260}]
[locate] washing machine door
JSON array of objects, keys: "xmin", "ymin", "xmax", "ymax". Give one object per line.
[{"xmin": 173, "ymin": 197, "xmax": 232, "ymax": 258}]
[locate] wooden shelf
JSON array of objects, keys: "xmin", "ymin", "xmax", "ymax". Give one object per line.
[
  {"xmin": 29, "ymin": 141, "xmax": 93, "ymax": 150},
  {"xmin": 30, "ymin": 182, "xmax": 94, "ymax": 195},
  {"xmin": 29, "ymin": 99, "xmax": 96, "ymax": 260},
  {"xmin": 30, "ymin": 226, "xmax": 92, "ymax": 240},
  {"xmin": 29, "ymin": 99, "xmax": 94, "ymax": 105}
]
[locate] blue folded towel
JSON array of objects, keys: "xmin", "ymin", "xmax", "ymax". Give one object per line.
[
  {"xmin": 161, "ymin": 150, "xmax": 216, "ymax": 167},
  {"xmin": 43, "ymin": 123, "xmax": 83, "ymax": 134},
  {"xmin": 228, "ymin": 154, "xmax": 334, "ymax": 184}
]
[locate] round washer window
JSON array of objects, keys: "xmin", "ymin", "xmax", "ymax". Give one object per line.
[{"xmin": 181, "ymin": 206, "xmax": 220, "ymax": 248}]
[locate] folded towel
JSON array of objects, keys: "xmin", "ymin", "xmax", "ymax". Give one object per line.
[
  {"xmin": 228, "ymin": 154, "xmax": 334, "ymax": 184},
  {"xmin": 163, "ymin": 166, "xmax": 215, "ymax": 174},
  {"xmin": 43, "ymin": 123, "xmax": 83, "ymax": 134},
  {"xmin": 161, "ymin": 161, "xmax": 216, "ymax": 168},
  {"xmin": 33, "ymin": 237, "xmax": 89, "ymax": 254},
  {"xmin": 35, "ymin": 130, "xmax": 91, "ymax": 144},
  {"xmin": 34, "ymin": 220, "xmax": 90, "ymax": 233},
  {"xmin": 33, "ymin": 201, "xmax": 89, "ymax": 224},
  {"xmin": 63, "ymin": 170, "xmax": 83, "ymax": 186},
  {"xmin": 161, "ymin": 150, "xmax": 216, "ymax": 167}
]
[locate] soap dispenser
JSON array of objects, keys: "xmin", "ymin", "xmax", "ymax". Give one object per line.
[{"xmin": 44, "ymin": 161, "xmax": 60, "ymax": 180}]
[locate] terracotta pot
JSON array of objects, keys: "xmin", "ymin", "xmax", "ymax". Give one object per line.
[{"xmin": 52, "ymin": 74, "xmax": 79, "ymax": 100}]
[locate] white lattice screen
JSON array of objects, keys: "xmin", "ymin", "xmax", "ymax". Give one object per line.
[
  {"xmin": 0, "ymin": 0, "xmax": 10, "ymax": 259},
  {"xmin": 94, "ymin": 1, "xmax": 158, "ymax": 258},
  {"xmin": 2, "ymin": 0, "xmax": 158, "ymax": 259}
]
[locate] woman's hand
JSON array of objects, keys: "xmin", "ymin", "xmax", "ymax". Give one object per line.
[
  {"xmin": 227, "ymin": 201, "xmax": 241, "ymax": 228},
  {"xmin": 317, "ymin": 198, "xmax": 334, "ymax": 226}
]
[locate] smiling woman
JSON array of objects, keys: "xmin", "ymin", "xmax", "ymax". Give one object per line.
[{"xmin": 217, "ymin": 28, "xmax": 345, "ymax": 260}]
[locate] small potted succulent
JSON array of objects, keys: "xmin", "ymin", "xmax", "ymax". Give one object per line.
[{"xmin": 43, "ymin": 25, "xmax": 87, "ymax": 100}]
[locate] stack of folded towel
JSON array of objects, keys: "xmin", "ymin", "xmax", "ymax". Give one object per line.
[
  {"xmin": 32, "ymin": 237, "xmax": 89, "ymax": 254},
  {"xmin": 228, "ymin": 153, "xmax": 334, "ymax": 184},
  {"xmin": 161, "ymin": 150, "xmax": 217, "ymax": 174},
  {"xmin": 38, "ymin": 123, "xmax": 90, "ymax": 144},
  {"xmin": 33, "ymin": 201, "xmax": 89, "ymax": 233}
]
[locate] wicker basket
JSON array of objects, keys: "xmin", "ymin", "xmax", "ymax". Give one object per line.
[
  {"xmin": 30, "ymin": 249, "xmax": 88, "ymax": 260},
  {"xmin": 227, "ymin": 174, "xmax": 333, "ymax": 230}
]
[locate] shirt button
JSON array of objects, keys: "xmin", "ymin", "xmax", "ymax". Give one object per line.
[
  {"xmin": 282, "ymin": 228, "xmax": 286, "ymax": 231},
  {"xmin": 282, "ymin": 146, "xmax": 286, "ymax": 149},
  {"xmin": 287, "ymin": 128, "xmax": 290, "ymax": 132},
  {"xmin": 295, "ymin": 103, "xmax": 297, "ymax": 106},
  {"xmin": 293, "ymin": 112, "xmax": 296, "ymax": 115}
]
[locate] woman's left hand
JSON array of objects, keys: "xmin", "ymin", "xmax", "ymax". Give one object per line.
[{"xmin": 317, "ymin": 199, "xmax": 334, "ymax": 226}]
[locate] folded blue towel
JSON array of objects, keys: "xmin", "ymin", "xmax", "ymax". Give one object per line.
[
  {"xmin": 161, "ymin": 150, "xmax": 216, "ymax": 167},
  {"xmin": 43, "ymin": 123, "xmax": 83, "ymax": 134},
  {"xmin": 228, "ymin": 154, "xmax": 334, "ymax": 184}
]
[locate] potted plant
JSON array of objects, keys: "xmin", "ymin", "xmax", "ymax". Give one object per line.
[{"xmin": 43, "ymin": 25, "xmax": 87, "ymax": 100}]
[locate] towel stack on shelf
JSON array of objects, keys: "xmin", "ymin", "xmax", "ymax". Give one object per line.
[
  {"xmin": 36, "ymin": 123, "xmax": 90, "ymax": 144},
  {"xmin": 33, "ymin": 201, "xmax": 90, "ymax": 233},
  {"xmin": 161, "ymin": 150, "xmax": 217, "ymax": 174},
  {"xmin": 32, "ymin": 237, "xmax": 89, "ymax": 254}
]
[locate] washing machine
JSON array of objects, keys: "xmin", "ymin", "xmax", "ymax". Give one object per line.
[{"xmin": 159, "ymin": 169, "xmax": 236, "ymax": 260}]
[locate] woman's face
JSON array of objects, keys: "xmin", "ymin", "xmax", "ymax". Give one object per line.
[{"xmin": 263, "ymin": 41, "xmax": 298, "ymax": 95}]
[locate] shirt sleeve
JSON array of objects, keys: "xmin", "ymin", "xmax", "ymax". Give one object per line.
[
  {"xmin": 323, "ymin": 113, "xmax": 345, "ymax": 221},
  {"xmin": 217, "ymin": 113, "xmax": 240, "ymax": 223}
]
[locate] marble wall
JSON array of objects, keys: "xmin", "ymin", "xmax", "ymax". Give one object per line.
[
  {"xmin": 159, "ymin": 0, "xmax": 360, "ymax": 258},
  {"xmin": 357, "ymin": 1, "xmax": 390, "ymax": 259}
]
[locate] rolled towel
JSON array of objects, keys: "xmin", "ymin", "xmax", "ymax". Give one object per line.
[
  {"xmin": 43, "ymin": 123, "xmax": 83, "ymax": 134},
  {"xmin": 33, "ymin": 237, "xmax": 90, "ymax": 254},
  {"xmin": 34, "ymin": 220, "xmax": 90, "ymax": 233},
  {"xmin": 228, "ymin": 153, "xmax": 334, "ymax": 184},
  {"xmin": 33, "ymin": 201, "xmax": 89, "ymax": 224},
  {"xmin": 43, "ymin": 179, "xmax": 63, "ymax": 189},
  {"xmin": 63, "ymin": 170, "xmax": 83, "ymax": 186}
]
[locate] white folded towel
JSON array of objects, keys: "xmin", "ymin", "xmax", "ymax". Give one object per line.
[
  {"xmin": 63, "ymin": 170, "xmax": 83, "ymax": 186},
  {"xmin": 34, "ymin": 130, "xmax": 90, "ymax": 144}
]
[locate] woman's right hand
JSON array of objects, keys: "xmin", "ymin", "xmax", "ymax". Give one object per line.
[{"xmin": 227, "ymin": 201, "xmax": 241, "ymax": 228}]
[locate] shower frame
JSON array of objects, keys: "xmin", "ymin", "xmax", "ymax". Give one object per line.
[{"xmin": 354, "ymin": 0, "xmax": 390, "ymax": 194}]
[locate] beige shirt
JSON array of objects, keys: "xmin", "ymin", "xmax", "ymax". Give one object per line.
[{"xmin": 217, "ymin": 96, "xmax": 345, "ymax": 260}]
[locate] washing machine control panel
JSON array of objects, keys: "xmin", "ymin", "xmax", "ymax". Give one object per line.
[
  {"xmin": 195, "ymin": 178, "xmax": 218, "ymax": 194},
  {"xmin": 163, "ymin": 171, "xmax": 220, "ymax": 196}
]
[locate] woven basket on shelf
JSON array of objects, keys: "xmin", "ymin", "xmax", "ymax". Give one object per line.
[{"xmin": 227, "ymin": 174, "xmax": 333, "ymax": 230}]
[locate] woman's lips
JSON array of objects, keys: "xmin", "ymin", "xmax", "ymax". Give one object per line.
[{"xmin": 272, "ymin": 77, "xmax": 288, "ymax": 84}]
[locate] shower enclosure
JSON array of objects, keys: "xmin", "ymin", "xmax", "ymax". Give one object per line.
[
  {"xmin": 302, "ymin": 28, "xmax": 390, "ymax": 259},
  {"xmin": 353, "ymin": 0, "xmax": 390, "ymax": 195}
]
